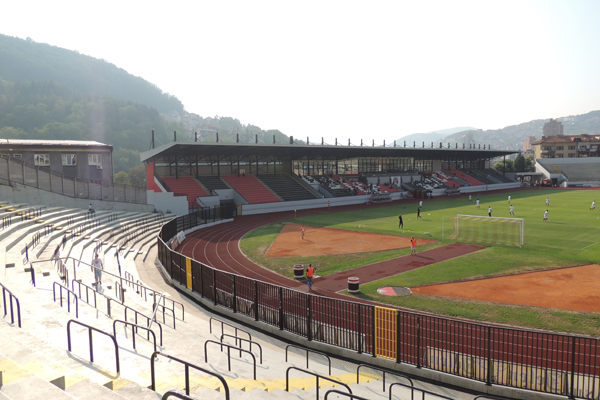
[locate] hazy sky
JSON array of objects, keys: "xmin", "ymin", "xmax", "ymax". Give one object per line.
[{"xmin": 2, "ymin": 0, "xmax": 600, "ymax": 144}]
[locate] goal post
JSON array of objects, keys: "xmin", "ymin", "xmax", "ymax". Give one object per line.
[{"xmin": 446, "ymin": 214, "xmax": 524, "ymax": 246}]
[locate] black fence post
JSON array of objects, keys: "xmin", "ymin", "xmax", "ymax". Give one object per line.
[
  {"xmin": 232, "ymin": 276, "xmax": 237, "ymax": 313},
  {"xmin": 254, "ymin": 281, "xmax": 259, "ymax": 321},
  {"xmin": 416, "ymin": 315, "xmax": 421, "ymax": 368},
  {"xmin": 396, "ymin": 310, "xmax": 401, "ymax": 364},
  {"xmin": 357, "ymin": 305, "xmax": 362, "ymax": 354},
  {"xmin": 213, "ymin": 269, "xmax": 217, "ymax": 306},
  {"xmin": 307, "ymin": 296, "xmax": 312, "ymax": 341},
  {"xmin": 279, "ymin": 287, "xmax": 284, "ymax": 330},
  {"xmin": 372, "ymin": 306, "xmax": 376, "ymax": 357},
  {"xmin": 570, "ymin": 337, "xmax": 576, "ymax": 399},
  {"xmin": 486, "ymin": 325, "xmax": 492, "ymax": 385},
  {"xmin": 200, "ymin": 264, "xmax": 204, "ymax": 298}
]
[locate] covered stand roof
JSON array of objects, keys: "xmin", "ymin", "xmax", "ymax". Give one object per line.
[{"xmin": 141, "ymin": 141, "xmax": 516, "ymax": 164}]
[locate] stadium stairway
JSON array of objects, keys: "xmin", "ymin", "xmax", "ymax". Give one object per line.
[{"xmin": 1, "ymin": 204, "xmax": 480, "ymax": 400}]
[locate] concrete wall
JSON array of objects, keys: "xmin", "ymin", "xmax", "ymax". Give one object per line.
[
  {"xmin": 0, "ymin": 182, "xmax": 154, "ymax": 212},
  {"xmin": 145, "ymin": 190, "xmax": 187, "ymax": 214},
  {"xmin": 241, "ymin": 192, "xmax": 404, "ymax": 216}
]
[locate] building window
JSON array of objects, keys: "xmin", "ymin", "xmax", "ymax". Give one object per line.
[
  {"xmin": 568, "ymin": 145, "xmax": 576, "ymax": 150},
  {"xmin": 34, "ymin": 154, "xmax": 50, "ymax": 166},
  {"xmin": 556, "ymin": 146, "xmax": 564, "ymax": 150},
  {"xmin": 568, "ymin": 153, "xmax": 575, "ymax": 158},
  {"xmin": 12, "ymin": 154, "xmax": 22, "ymax": 159},
  {"xmin": 556, "ymin": 154, "xmax": 564, "ymax": 158},
  {"xmin": 88, "ymin": 154, "xmax": 102, "ymax": 166},
  {"xmin": 62, "ymin": 154, "xmax": 77, "ymax": 166}
]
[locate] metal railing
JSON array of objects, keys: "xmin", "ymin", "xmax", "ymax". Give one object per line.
[
  {"xmin": 161, "ymin": 392, "xmax": 194, "ymax": 400},
  {"xmin": 356, "ymin": 364, "xmax": 412, "ymax": 393},
  {"xmin": 153, "ymin": 302, "xmax": 175, "ymax": 329},
  {"xmin": 72, "ymin": 280, "xmax": 97, "ymax": 310},
  {"xmin": 53, "ymin": 282, "xmax": 78, "ymax": 318},
  {"xmin": 1, "ymin": 215, "xmax": 12, "ymax": 229},
  {"xmin": 324, "ymin": 390, "xmax": 370, "ymax": 400},
  {"xmin": 286, "ymin": 367, "xmax": 352, "ymax": 400},
  {"xmin": 67, "ymin": 320, "xmax": 120, "ymax": 373},
  {"xmin": 286, "ymin": 344, "xmax": 331, "ymax": 375},
  {"xmin": 209, "ymin": 317, "xmax": 251, "ymax": 342},
  {"xmin": 151, "ymin": 352, "xmax": 230, "ymax": 400},
  {"xmin": 36, "ymin": 255, "xmax": 185, "ymax": 323},
  {"xmin": 1, "ymin": 283, "xmax": 22, "ymax": 328},
  {"xmin": 204, "ymin": 340, "xmax": 257, "ymax": 380},
  {"xmin": 389, "ymin": 381, "xmax": 453, "ymax": 400},
  {"xmin": 220, "ymin": 334, "xmax": 262, "ymax": 364},
  {"xmin": 112, "ymin": 319, "xmax": 159, "ymax": 353}
]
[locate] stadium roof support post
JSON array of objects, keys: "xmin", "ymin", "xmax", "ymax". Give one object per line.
[
  {"xmin": 335, "ymin": 138, "xmax": 337, "ymax": 146},
  {"xmin": 361, "ymin": 139, "xmax": 363, "ymax": 147},
  {"xmin": 503, "ymin": 154, "xmax": 506, "ymax": 176},
  {"xmin": 413, "ymin": 141, "xmax": 416, "ymax": 148},
  {"xmin": 236, "ymin": 133, "xmax": 239, "ymax": 143},
  {"xmin": 383, "ymin": 140, "xmax": 386, "ymax": 147},
  {"xmin": 290, "ymin": 136, "xmax": 294, "ymax": 145},
  {"xmin": 322, "ymin": 137, "xmax": 324, "ymax": 145},
  {"xmin": 348, "ymin": 139, "xmax": 350, "ymax": 146},
  {"xmin": 404, "ymin": 141, "xmax": 406, "ymax": 147},
  {"xmin": 394, "ymin": 140, "xmax": 396, "ymax": 148},
  {"xmin": 174, "ymin": 131, "xmax": 177, "ymax": 142},
  {"xmin": 307, "ymin": 137, "xmax": 309, "ymax": 145},
  {"xmin": 216, "ymin": 132, "xmax": 219, "ymax": 143},
  {"xmin": 195, "ymin": 132, "xmax": 197, "ymax": 142},
  {"xmin": 152, "ymin": 130, "xmax": 155, "ymax": 149},
  {"xmin": 255, "ymin": 134, "xmax": 258, "ymax": 144},
  {"xmin": 372, "ymin": 139, "xmax": 374, "ymax": 147}
]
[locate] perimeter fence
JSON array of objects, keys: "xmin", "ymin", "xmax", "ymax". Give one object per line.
[
  {"xmin": 157, "ymin": 213, "xmax": 600, "ymax": 400},
  {"xmin": 0, "ymin": 156, "xmax": 145, "ymax": 204}
]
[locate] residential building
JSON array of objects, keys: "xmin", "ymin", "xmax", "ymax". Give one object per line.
[
  {"xmin": 532, "ymin": 135, "xmax": 600, "ymax": 160},
  {"xmin": 543, "ymin": 119, "xmax": 564, "ymax": 137}
]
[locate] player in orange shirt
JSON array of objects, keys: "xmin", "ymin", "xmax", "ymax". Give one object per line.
[
  {"xmin": 306, "ymin": 264, "xmax": 315, "ymax": 290},
  {"xmin": 410, "ymin": 237, "xmax": 417, "ymax": 255},
  {"xmin": 301, "ymin": 225, "xmax": 305, "ymax": 240}
]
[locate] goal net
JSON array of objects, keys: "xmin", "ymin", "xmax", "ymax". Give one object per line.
[{"xmin": 445, "ymin": 214, "xmax": 524, "ymax": 246}]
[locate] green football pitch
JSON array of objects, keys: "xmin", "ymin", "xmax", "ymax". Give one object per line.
[{"xmin": 241, "ymin": 189, "xmax": 600, "ymax": 335}]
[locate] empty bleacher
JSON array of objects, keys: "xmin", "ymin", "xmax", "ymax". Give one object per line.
[
  {"xmin": 460, "ymin": 169, "xmax": 497, "ymax": 185},
  {"xmin": 162, "ymin": 176, "xmax": 210, "ymax": 206},
  {"xmin": 257, "ymin": 174, "xmax": 319, "ymax": 201},
  {"xmin": 196, "ymin": 175, "xmax": 230, "ymax": 193},
  {"xmin": 484, "ymin": 168, "xmax": 515, "ymax": 183},
  {"xmin": 545, "ymin": 163, "xmax": 600, "ymax": 182},
  {"xmin": 447, "ymin": 169, "xmax": 483, "ymax": 186},
  {"xmin": 222, "ymin": 174, "xmax": 281, "ymax": 204}
]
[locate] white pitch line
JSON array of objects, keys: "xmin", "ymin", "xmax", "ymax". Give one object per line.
[{"xmin": 580, "ymin": 242, "xmax": 598, "ymax": 251}]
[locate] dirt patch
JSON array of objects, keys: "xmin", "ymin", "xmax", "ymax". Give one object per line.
[
  {"xmin": 411, "ymin": 264, "xmax": 600, "ymax": 313},
  {"xmin": 266, "ymin": 224, "xmax": 436, "ymax": 257}
]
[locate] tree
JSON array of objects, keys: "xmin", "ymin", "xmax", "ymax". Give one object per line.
[
  {"xmin": 513, "ymin": 154, "xmax": 526, "ymax": 172},
  {"xmin": 525, "ymin": 154, "xmax": 535, "ymax": 172},
  {"xmin": 128, "ymin": 164, "xmax": 146, "ymax": 188},
  {"xmin": 494, "ymin": 159, "xmax": 514, "ymax": 173},
  {"xmin": 114, "ymin": 171, "xmax": 129, "ymax": 185}
]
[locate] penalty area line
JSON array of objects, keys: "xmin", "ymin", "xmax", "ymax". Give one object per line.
[{"xmin": 580, "ymin": 242, "xmax": 598, "ymax": 251}]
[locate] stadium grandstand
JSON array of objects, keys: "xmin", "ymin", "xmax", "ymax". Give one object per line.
[
  {"xmin": 140, "ymin": 136, "xmax": 519, "ymax": 215},
  {"xmin": 535, "ymin": 157, "xmax": 600, "ymax": 187}
]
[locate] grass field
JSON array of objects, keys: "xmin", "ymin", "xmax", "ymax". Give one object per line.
[{"xmin": 240, "ymin": 188, "xmax": 600, "ymax": 335}]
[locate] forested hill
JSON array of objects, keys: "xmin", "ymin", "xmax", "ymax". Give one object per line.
[
  {"xmin": 0, "ymin": 34, "xmax": 183, "ymax": 114},
  {"xmin": 0, "ymin": 79, "xmax": 182, "ymax": 174}
]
